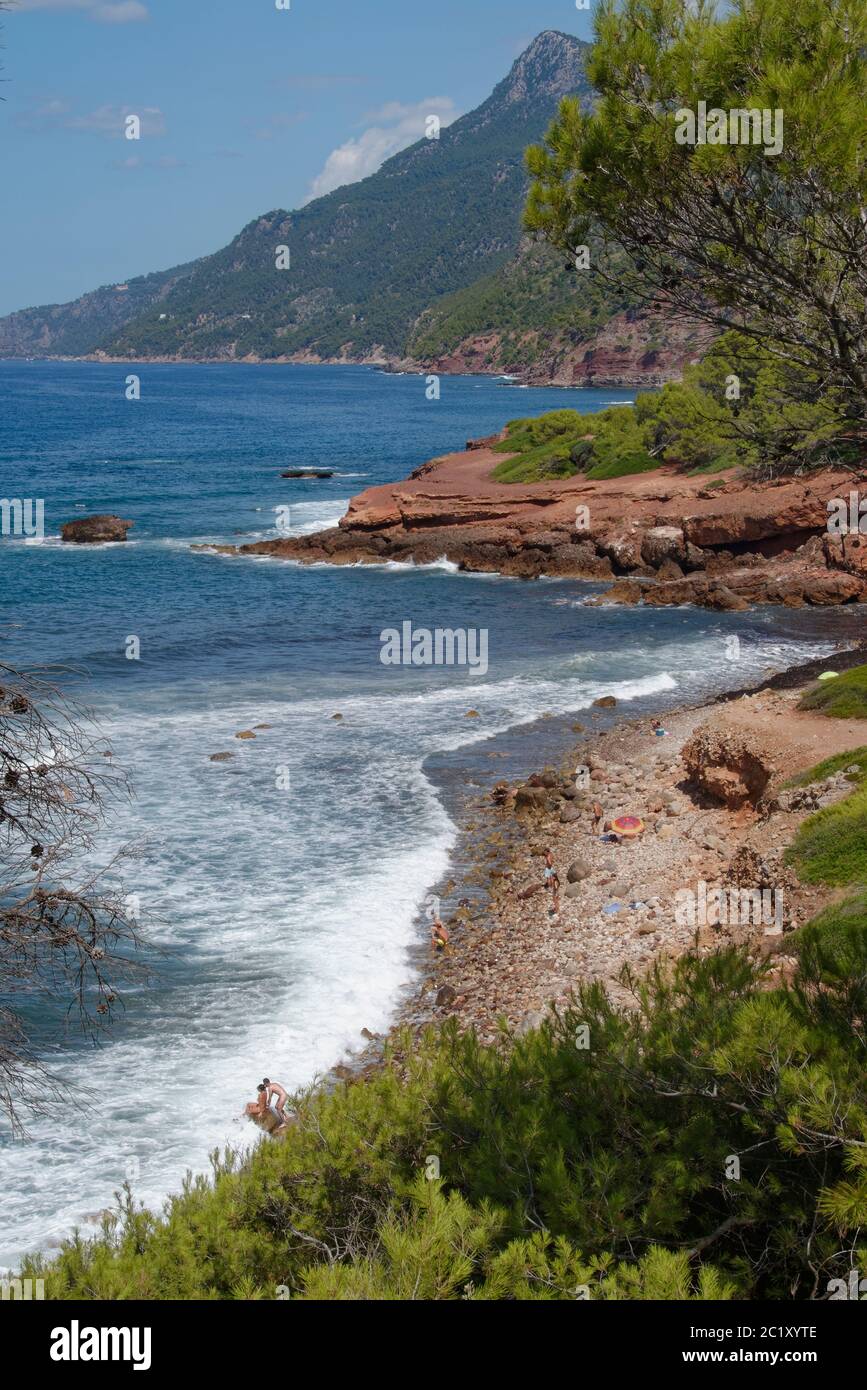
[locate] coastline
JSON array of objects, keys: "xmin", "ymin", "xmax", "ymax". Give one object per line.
[
  {"xmin": 220, "ymin": 439, "xmax": 867, "ymax": 614},
  {"xmin": 377, "ymin": 638, "xmax": 867, "ymax": 1053},
  {"xmin": 1, "ymin": 353, "xmax": 662, "ymax": 390}
]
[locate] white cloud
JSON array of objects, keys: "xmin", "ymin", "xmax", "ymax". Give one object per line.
[
  {"xmin": 306, "ymin": 97, "xmax": 459, "ymax": 201},
  {"xmin": 16, "ymin": 98, "xmax": 166, "ymax": 136},
  {"xmin": 15, "ymin": 0, "xmax": 149, "ymax": 21},
  {"xmin": 65, "ymin": 103, "xmax": 166, "ymax": 135}
]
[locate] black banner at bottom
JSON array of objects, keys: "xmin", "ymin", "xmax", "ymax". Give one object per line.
[{"xmin": 4, "ymin": 1296, "xmax": 863, "ymax": 1375}]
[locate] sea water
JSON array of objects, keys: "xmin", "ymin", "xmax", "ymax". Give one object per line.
[{"xmin": 0, "ymin": 361, "xmax": 856, "ymax": 1266}]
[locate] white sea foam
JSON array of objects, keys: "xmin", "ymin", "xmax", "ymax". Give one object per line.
[{"xmin": 0, "ymin": 624, "xmax": 838, "ymax": 1269}]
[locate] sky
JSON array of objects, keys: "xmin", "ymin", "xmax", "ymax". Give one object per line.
[{"xmin": 0, "ymin": 0, "xmax": 596, "ymax": 315}]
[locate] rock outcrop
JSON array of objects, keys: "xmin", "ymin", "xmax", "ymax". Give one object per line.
[
  {"xmin": 682, "ymin": 727, "xmax": 775, "ymax": 808},
  {"xmin": 61, "ymin": 515, "xmax": 133, "ymax": 544},
  {"xmin": 201, "ymin": 441, "xmax": 867, "ymax": 613}
]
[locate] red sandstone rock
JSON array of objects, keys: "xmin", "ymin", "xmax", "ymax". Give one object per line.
[
  {"xmin": 227, "ymin": 443, "xmax": 867, "ymax": 611},
  {"xmin": 683, "ymin": 726, "xmax": 775, "ymax": 809}
]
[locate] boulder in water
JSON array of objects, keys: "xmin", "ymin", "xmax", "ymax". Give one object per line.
[{"xmin": 61, "ymin": 514, "xmax": 133, "ymax": 544}]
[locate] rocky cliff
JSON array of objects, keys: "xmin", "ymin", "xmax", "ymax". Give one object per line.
[{"xmin": 209, "ymin": 444, "xmax": 867, "ymax": 611}]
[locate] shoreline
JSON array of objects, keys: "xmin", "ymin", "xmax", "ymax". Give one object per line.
[
  {"xmin": 372, "ymin": 638, "xmax": 867, "ymax": 1053},
  {"xmin": 220, "ymin": 433, "xmax": 867, "ymax": 614},
  {"xmin": 0, "ymin": 355, "xmax": 659, "ymax": 391}
]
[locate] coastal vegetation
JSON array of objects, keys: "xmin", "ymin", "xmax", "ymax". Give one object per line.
[
  {"xmin": 526, "ymin": 0, "xmax": 867, "ymax": 470},
  {"xmin": 405, "ymin": 238, "xmax": 640, "ymax": 372},
  {"xmin": 491, "ymin": 332, "xmax": 855, "ymax": 482},
  {"xmin": 800, "ymin": 666, "xmax": 867, "ymax": 721},
  {"xmin": 21, "ymin": 931, "xmax": 867, "ymax": 1300}
]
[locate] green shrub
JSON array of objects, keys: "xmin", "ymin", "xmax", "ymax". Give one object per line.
[
  {"xmin": 585, "ymin": 449, "xmax": 659, "ymax": 480},
  {"xmin": 784, "ymin": 746, "xmax": 867, "ymax": 789},
  {"xmin": 785, "ymin": 784, "xmax": 867, "ymax": 885},
  {"xmin": 20, "ymin": 944, "xmax": 867, "ymax": 1301},
  {"xmin": 799, "ymin": 665, "xmax": 867, "ymax": 719}
]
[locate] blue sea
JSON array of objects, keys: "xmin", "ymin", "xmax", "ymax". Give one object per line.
[{"xmin": 0, "ymin": 361, "xmax": 858, "ymax": 1267}]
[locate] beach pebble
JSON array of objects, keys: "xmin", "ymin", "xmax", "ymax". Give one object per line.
[
  {"xmin": 235, "ymin": 730, "xmax": 256, "ymax": 740},
  {"xmin": 703, "ymin": 834, "xmax": 729, "ymax": 854},
  {"xmin": 566, "ymin": 857, "xmax": 592, "ymax": 883}
]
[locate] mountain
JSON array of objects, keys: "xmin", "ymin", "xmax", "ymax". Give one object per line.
[
  {"xmin": 0, "ymin": 31, "xmax": 708, "ymax": 385},
  {"xmin": 0, "ymin": 260, "xmax": 198, "ymax": 359},
  {"xmin": 0, "ymin": 31, "xmax": 599, "ymax": 364},
  {"xmin": 402, "ymin": 237, "xmax": 713, "ymax": 386}
]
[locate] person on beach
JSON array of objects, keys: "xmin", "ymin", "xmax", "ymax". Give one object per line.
[
  {"xmin": 263, "ymin": 1077, "xmax": 291, "ymax": 1126},
  {"xmin": 543, "ymin": 850, "xmax": 561, "ymax": 917},
  {"xmin": 245, "ymin": 1084, "xmax": 268, "ymax": 1120},
  {"xmin": 592, "ymin": 801, "xmax": 604, "ymax": 832},
  {"xmin": 431, "ymin": 917, "xmax": 450, "ymax": 953}
]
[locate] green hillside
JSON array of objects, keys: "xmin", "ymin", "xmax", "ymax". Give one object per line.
[
  {"xmin": 406, "ymin": 237, "xmax": 638, "ymax": 370},
  {"xmin": 0, "ymin": 32, "xmax": 606, "ymax": 365},
  {"xmin": 0, "ymin": 261, "xmax": 197, "ymax": 359}
]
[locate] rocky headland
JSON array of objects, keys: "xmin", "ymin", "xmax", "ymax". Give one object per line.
[{"xmin": 212, "ymin": 440, "xmax": 867, "ymax": 612}]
